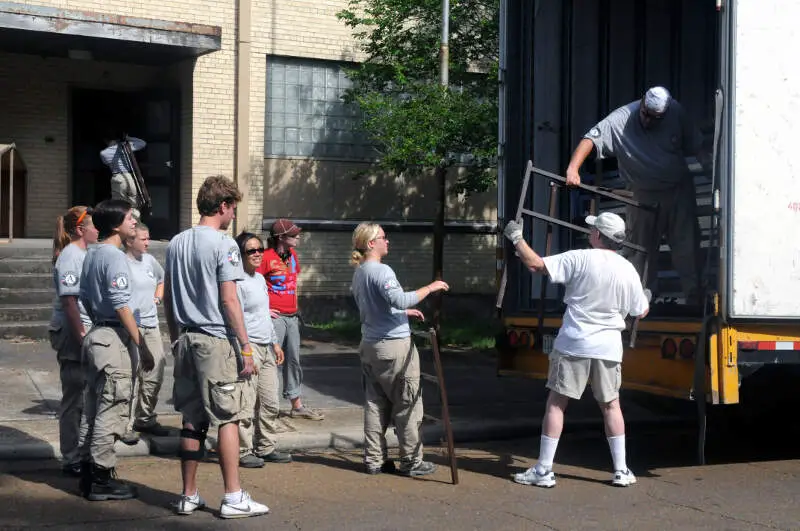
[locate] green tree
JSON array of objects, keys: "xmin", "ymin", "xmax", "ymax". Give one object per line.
[{"xmin": 337, "ymin": 0, "xmax": 499, "ymax": 327}]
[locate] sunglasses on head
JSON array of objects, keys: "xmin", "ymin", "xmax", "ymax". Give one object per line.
[{"xmin": 245, "ymin": 247, "xmax": 265, "ymax": 255}]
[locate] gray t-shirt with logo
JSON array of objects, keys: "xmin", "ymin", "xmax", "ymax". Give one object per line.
[
  {"xmin": 237, "ymin": 272, "xmax": 278, "ymax": 345},
  {"xmin": 165, "ymin": 226, "xmax": 245, "ymax": 339},
  {"xmin": 128, "ymin": 253, "xmax": 164, "ymax": 328},
  {"xmin": 351, "ymin": 261, "xmax": 419, "ymax": 343},
  {"xmin": 585, "ymin": 99, "xmax": 703, "ymax": 191},
  {"xmin": 49, "ymin": 243, "xmax": 93, "ymax": 331},
  {"xmin": 79, "ymin": 243, "xmax": 133, "ymax": 323}
]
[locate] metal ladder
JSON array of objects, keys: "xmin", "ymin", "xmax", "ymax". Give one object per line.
[{"xmin": 496, "ymin": 161, "xmax": 658, "ymax": 347}]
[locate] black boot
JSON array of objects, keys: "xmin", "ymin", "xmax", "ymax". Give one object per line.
[
  {"xmin": 85, "ymin": 464, "xmax": 137, "ymax": 501},
  {"xmin": 79, "ymin": 460, "xmax": 92, "ymax": 498}
]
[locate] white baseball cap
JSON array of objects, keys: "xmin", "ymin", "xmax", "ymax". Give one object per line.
[
  {"xmin": 585, "ymin": 212, "xmax": 627, "ymax": 243},
  {"xmin": 643, "ymin": 86, "xmax": 671, "ymax": 114}
]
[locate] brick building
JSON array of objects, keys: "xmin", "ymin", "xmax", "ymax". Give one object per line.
[{"xmin": 0, "ymin": 1, "xmax": 497, "ymax": 314}]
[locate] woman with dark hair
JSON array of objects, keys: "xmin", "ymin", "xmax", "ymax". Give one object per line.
[
  {"xmin": 234, "ymin": 231, "xmax": 291, "ymax": 468},
  {"xmin": 78, "ymin": 199, "xmax": 155, "ymax": 501},
  {"xmin": 49, "ymin": 205, "xmax": 98, "ymax": 477}
]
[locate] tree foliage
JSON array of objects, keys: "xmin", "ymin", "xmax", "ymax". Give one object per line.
[{"xmin": 337, "ymin": 0, "xmax": 499, "ymax": 193}]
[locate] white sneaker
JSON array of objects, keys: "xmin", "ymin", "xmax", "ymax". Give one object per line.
[
  {"xmin": 219, "ymin": 490, "xmax": 270, "ymax": 519},
  {"xmin": 175, "ymin": 493, "xmax": 206, "ymax": 515},
  {"xmin": 513, "ymin": 466, "xmax": 556, "ymax": 488},
  {"xmin": 612, "ymin": 469, "xmax": 637, "ymax": 487}
]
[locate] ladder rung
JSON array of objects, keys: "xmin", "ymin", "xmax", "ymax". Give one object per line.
[{"xmin": 519, "ymin": 208, "xmax": 647, "ymax": 253}]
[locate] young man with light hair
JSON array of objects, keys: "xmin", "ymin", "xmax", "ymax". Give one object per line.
[
  {"xmin": 504, "ymin": 212, "xmax": 649, "ymax": 488},
  {"xmin": 163, "ymin": 175, "xmax": 269, "ymax": 519}
]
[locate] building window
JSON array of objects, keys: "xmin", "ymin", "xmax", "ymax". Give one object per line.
[{"xmin": 265, "ymin": 56, "xmax": 374, "ymax": 160}]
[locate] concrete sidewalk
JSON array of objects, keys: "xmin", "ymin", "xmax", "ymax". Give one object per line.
[{"xmin": 0, "ymin": 337, "xmax": 694, "ymax": 461}]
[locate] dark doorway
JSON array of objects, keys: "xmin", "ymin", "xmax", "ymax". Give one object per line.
[{"xmin": 71, "ymin": 89, "xmax": 180, "ymax": 240}]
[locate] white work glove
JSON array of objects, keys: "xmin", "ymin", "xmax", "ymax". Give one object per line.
[{"xmin": 503, "ymin": 220, "xmax": 524, "ymax": 245}]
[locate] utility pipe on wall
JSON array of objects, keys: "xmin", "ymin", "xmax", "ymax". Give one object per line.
[{"xmin": 234, "ymin": 0, "xmax": 252, "ymax": 233}]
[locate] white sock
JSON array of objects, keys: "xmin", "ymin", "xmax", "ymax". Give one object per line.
[
  {"xmin": 186, "ymin": 490, "xmax": 200, "ymax": 502},
  {"xmin": 536, "ymin": 435, "xmax": 559, "ymax": 472},
  {"xmin": 607, "ymin": 435, "xmax": 627, "ymax": 471},
  {"xmin": 224, "ymin": 490, "xmax": 243, "ymax": 504}
]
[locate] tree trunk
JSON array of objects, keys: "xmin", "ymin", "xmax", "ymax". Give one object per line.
[{"xmin": 432, "ymin": 164, "xmax": 447, "ymax": 334}]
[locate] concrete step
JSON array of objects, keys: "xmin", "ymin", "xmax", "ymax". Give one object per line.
[
  {"xmin": 0, "ymin": 320, "xmax": 50, "ymax": 340},
  {"xmin": 0, "ymin": 274, "xmax": 51, "ymax": 290},
  {"xmin": 0, "ymin": 258, "xmax": 52, "ymax": 275},
  {"xmin": 0, "ymin": 304, "xmax": 52, "ymax": 322},
  {"xmin": 0, "ymin": 288, "xmax": 54, "ymax": 305}
]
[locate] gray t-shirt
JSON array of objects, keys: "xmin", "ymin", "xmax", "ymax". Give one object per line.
[
  {"xmin": 585, "ymin": 99, "xmax": 703, "ymax": 191},
  {"xmin": 237, "ymin": 272, "xmax": 278, "ymax": 345},
  {"xmin": 165, "ymin": 226, "xmax": 245, "ymax": 338},
  {"xmin": 79, "ymin": 243, "xmax": 133, "ymax": 323},
  {"xmin": 49, "ymin": 243, "xmax": 93, "ymax": 331},
  {"xmin": 128, "ymin": 253, "xmax": 164, "ymax": 328},
  {"xmin": 350, "ymin": 261, "xmax": 419, "ymax": 342}
]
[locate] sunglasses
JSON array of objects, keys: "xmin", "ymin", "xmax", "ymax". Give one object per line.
[
  {"xmin": 640, "ymin": 108, "xmax": 664, "ymax": 121},
  {"xmin": 245, "ymin": 247, "xmax": 265, "ymax": 255}
]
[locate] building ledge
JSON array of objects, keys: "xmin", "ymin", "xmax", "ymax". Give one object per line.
[{"xmin": 0, "ymin": 2, "xmax": 221, "ymax": 64}]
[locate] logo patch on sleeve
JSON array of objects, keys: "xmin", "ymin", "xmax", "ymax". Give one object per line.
[
  {"xmin": 589, "ymin": 127, "xmax": 601, "ymax": 138},
  {"xmin": 227, "ymin": 246, "xmax": 241, "ymax": 266},
  {"xmin": 111, "ymin": 273, "xmax": 129, "ymax": 290},
  {"xmin": 60, "ymin": 272, "xmax": 78, "ymax": 287},
  {"xmin": 383, "ymin": 279, "xmax": 399, "ymax": 291}
]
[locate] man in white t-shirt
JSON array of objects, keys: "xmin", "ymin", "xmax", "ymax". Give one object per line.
[{"xmin": 503, "ymin": 212, "xmax": 649, "ymax": 488}]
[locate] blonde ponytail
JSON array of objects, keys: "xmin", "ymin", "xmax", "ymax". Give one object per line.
[
  {"xmin": 350, "ymin": 249, "xmax": 366, "ymax": 266},
  {"xmin": 52, "ymin": 206, "xmax": 91, "ymax": 264},
  {"xmin": 52, "ymin": 216, "xmax": 69, "ymax": 264}
]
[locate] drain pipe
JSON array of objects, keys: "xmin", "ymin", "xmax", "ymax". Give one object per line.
[{"xmin": 234, "ymin": 0, "xmax": 252, "ymax": 233}]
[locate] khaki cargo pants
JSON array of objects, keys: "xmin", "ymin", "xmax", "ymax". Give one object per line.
[
  {"xmin": 360, "ymin": 337, "xmax": 424, "ymax": 472},
  {"xmin": 81, "ymin": 326, "xmax": 135, "ymax": 469},
  {"xmin": 110, "ymin": 171, "xmax": 141, "ymax": 219},
  {"xmin": 49, "ymin": 327, "xmax": 88, "ymax": 466},
  {"xmin": 127, "ymin": 325, "xmax": 166, "ymax": 431},
  {"xmin": 239, "ymin": 343, "xmax": 281, "ymax": 457},
  {"xmin": 172, "ymin": 332, "xmax": 250, "ymax": 429}
]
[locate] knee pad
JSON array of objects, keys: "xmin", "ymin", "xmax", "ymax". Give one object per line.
[{"xmin": 177, "ymin": 424, "xmax": 208, "ymax": 461}]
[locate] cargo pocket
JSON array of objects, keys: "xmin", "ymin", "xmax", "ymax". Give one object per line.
[
  {"xmin": 209, "ymin": 381, "xmax": 245, "ymax": 421},
  {"xmin": 100, "ymin": 372, "xmax": 132, "ymax": 436}
]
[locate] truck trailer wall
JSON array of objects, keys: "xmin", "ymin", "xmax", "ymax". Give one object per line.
[{"xmin": 728, "ymin": 0, "xmax": 800, "ymax": 319}]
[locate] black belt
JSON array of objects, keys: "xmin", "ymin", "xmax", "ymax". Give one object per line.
[
  {"xmin": 96, "ymin": 321, "xmax": 123, "ymax": 328},
  {"xmin": 181, "ymin": 326, "xmax": 212, "ymax": 336}
]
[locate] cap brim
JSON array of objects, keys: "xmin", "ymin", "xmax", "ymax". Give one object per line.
[{"xmin": 585, "ymin": 215, "xmax": 598, "ymax": 226}]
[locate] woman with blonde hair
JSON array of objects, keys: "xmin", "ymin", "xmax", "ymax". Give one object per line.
[
  {"xmin": 350, "ymin": 222, "xmax": 449, "ymax": 477},
  {"xmin": 49, "ymin": 206, "xmax": 99, "ymax": 477}
]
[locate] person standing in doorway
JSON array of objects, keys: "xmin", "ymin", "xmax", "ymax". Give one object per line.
[
  {"xmin": 121, "ymin": 222, "xmax": 170, "ymax": 444},
  {"xmin": 164, "ymin": 175, "xmax": 269, "ymax": 519},
  {"xmin": 49, "ymin": 206, "xmax": 99, "ymax": 477},
  {"xmin": 350, "ymin": 222, "xmax": 450, "ymax": 477},
  {"xmin": 234, "ymin": 231, "xmax": 292, "ymax": 468},
  {"xmin": 79, "ymin": 199, "xmax": 155, "ymax": 501},
  {"xmin": 503, "ymin": 213, "xmax": 649, "ymax": 488},
  {"xmin": 100, "ymin": 132, "xmax": 146, "ymax": 220},
  {"xmin": 258, "ymin": 219, "xmax": 324, "ymax": 421},
  {"xmin": 565, "ymin": 86, "xmax": 707, "ymax": 305}
]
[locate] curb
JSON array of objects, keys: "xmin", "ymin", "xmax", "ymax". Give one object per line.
[{"xmin": 0, "ymin": 414, "xmax": 693, "ymax": 461}]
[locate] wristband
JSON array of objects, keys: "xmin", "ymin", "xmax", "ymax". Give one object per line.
[{"xmin": 242, "ymin": 350, "xmax": 253, "ymax": 357}]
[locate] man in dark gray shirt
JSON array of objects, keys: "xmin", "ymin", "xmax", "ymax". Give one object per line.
[
  {"xmin": 566, "ymin": 86, "xmax": 708, "ymax": 305},
  {"xmin": 164, "ymin": 175, "xmax": 269, "ymax": 519}
]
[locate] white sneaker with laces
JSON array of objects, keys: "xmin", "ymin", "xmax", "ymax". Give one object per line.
[
  {"xmin": 513, "ymin": 466, "xmax": 556, "ymax": 488},
  {"xmin": 219, "ymin": 490, "xmax": 270, "ymax": 519},
  {"xmin": 612, "ymin": 469, "xmax": 637, "ymax": 487},
  {"xmin": 175, "ymin": 493, "xmax": 206, "ymax": 515}
]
